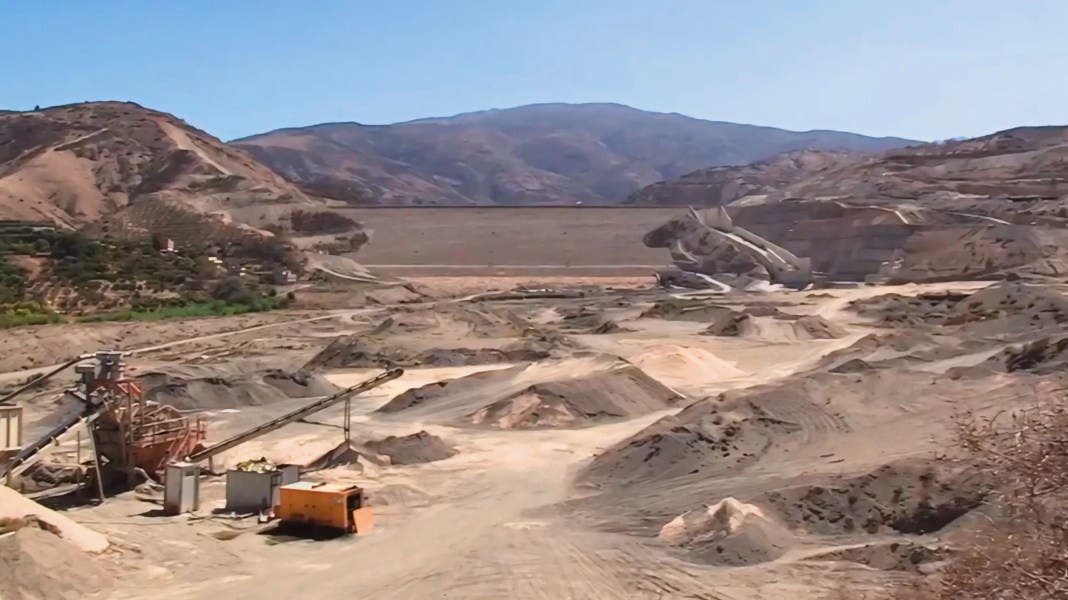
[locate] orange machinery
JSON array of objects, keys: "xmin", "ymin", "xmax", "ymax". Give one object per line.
[{"xmin": 275, "ymin": 481, "xmax": 373, "ymax": 534}]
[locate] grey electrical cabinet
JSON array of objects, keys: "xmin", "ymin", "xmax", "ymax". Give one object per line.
[{"xmin": 164, "ymin": 462, "xmax": 200, "ymax": 515}]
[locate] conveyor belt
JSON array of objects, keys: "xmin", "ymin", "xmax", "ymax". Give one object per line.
[
  {"xmin": 186, "ymin": 368, "xmax": 403, "ymax": 463},
  {"xmin": 0, "ymin": 355, "xmax": 90, "ymax": 405},
  {"xmin": 0, "ymin": 401, "xmax": 102, "ymax": 478}
]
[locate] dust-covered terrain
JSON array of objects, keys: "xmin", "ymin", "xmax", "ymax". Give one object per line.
[{"xmin": 4, "ymin": 273, "xmax": 1065, "ymax": 599}]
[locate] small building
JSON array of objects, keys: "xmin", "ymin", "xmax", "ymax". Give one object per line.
[
  {"xmin": 0, "ymin": 405, "xmax": 23, "ymax": 463},
  {"xmin": 272, "ymin": 267, "xmax": 298, "ymax": 285},
  {"xmin": 164, "ymin": 462, "xmax": 201, "ymax": 515}
]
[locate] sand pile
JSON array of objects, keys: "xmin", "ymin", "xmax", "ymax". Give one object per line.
[
  {"xmin": 641, "ymin": 299, "xmax": 736, "ymax": 322},
  {"xmin": 557, "ymin": 306, "xmax": 632, "ymax": 334},
  {"xmin": 416, "ymin": 347, "xmax": 548, "ymax": 366},
  {"xmin": 0, "ymin": 519, "xmax": 111, "ymax": 600},
  {"xmin": 362, "ymin": 431, "xmax": 456, "ymax": 465},
  {"xmin": 558, "ymin": 306, "xmax": 609, "ymax": 329},
  {"xmin": 631, "ymin": 345, "xmax": 744, "ymax": 382},
  {"xmin": 581, "ymin": 395, "xmax": 805, "ymax": 486},
  {"xmin": 790, "ymin": 315, "xmax": 847, "ymax": 339},
  {"xmin": 452, "ymin": 305, "xmax": 529, "ymax": 337},
  {"xmin": 691, "ymin": 305, "xmax": 842, "ymax": 339},
  {"xmin": 827, "ymin": 358, "xmax": 876, "ymax": 373},
  {"xmin": 814, "ymin": 331, "xmax": 937, "ymax": 372},
  {"xmin": 589, "ymin": 320, "xmax": 631, "ymax": 334},
  {"xmin": 506, "ymin": 328, "xmax": 582, "ymax": 354},
  {"xmin": 658, "ymin": 497, "xmax": 794, "ymax": 565},
  {"xmin": 0, "ymin": 485, "xmax": 109, "ymax": 553},
  {"xmin": 380, "ymin": 358, "xmax": 680, "ymax": 429},
  {"xmin": 583, "ymin": 369, "xmax": 959, "ymax": 487},
  {"xmin": 467, "ymin": 365, "xmax": 682, "ymax": 429},
  {"xmin": 304, "ymin": 336, "xmax": 411, "ymax": 369},
  {"xmin": 306, "ymin": 336, "xmax": 549, "ymax": 369},
  {"xmin": 262, "ymin": 369, "xmax": 341, "ymax": 397},
  {"xmin": 304, "ymin": 441, "xmax": 365, "ymax": 471},
  {"xmin": 140, "ymin": 368, "xmax": 338, "ymax": 410},
  {"xmin": 143, "ymin": 376, "xmax": 288, "ymax": 409},
  {"xmin": 376, "ymin": 366, "xmax": 525, "ymax": 415},
  {"xmin": 702, "ymin": 310, "xmax": 755, "ymax": 336},
  {"xmin": 759, "ymin": 461, "xmax": 989, "ymax": 536}
]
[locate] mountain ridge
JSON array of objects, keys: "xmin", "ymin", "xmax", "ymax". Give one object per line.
[{"xmin": 233, "ymin": 102, "xmax": 918, "ymax": 206}]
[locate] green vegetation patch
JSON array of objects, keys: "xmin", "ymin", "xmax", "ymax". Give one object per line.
[
  {"xmin": 0, "ymin": 229, "xmax": 294, "ymax": 328},
  {"xmin": 0, "ymin": 301, "xmax": 62, "ymax": 328}
]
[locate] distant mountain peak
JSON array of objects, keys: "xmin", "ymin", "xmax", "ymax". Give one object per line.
[{"xmin": 234, "ymin": 103, "xmax": 917, "ymax": 206}]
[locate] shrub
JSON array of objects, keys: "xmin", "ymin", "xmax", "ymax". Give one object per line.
[{"xmin": 895, "ymin": 404, "xmax": 1068, "ymax": 599}]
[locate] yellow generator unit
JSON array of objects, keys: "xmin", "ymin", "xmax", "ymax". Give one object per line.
[{"xmin": 275, "ymin": 481, "xmax": 373, "ymax": 534}]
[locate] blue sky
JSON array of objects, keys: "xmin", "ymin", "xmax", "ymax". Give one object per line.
[{"xmin": 2, "ymin": 1, "xmax": 1066, "ymax": 141}]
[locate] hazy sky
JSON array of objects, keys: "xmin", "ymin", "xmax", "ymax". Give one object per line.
[{"xmin": 3, "ymin": 1, "xmax": 1066, "ymax": 141}]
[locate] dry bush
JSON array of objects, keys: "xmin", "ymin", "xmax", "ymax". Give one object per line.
[{"xmin": 898, "ymin": 403, "xmax": 1068, "ymax": 599}]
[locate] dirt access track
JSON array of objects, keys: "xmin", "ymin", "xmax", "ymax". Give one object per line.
[{"xmin": 4, "ymin": 277, "xmax": 1064, "ymax": 599}]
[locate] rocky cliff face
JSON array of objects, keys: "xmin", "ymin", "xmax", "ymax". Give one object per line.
[
  {"xmin": 233, "ymin": 103, "xmax": 915, "ymax": 206},
  {"xmin": 0, "ymin": 102, "xmax": 325, "ymax": 246}
]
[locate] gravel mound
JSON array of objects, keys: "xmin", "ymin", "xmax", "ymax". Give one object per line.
[
  {"xmin": 306, "ymin": 336, "xmax": 549, "ymax": 369},
  {"xmin": 581, "ymin": 396, "xmax": 805, "ymax": 486},
  {"xmin": 362, "ymin": 431, "xmax": 456, "ymax": 465},
  {"xmin": 631, "ymin": 345, "xmax": 744, "ymax": 381},
  {"xmin": 703, "ymin": 310, "xmax": 755, "ymax": 336},
  {"xmin": 379, "ymin": 359, "xmax": 681, "ymax": 429},
  {"xmin": 466, "ymin": 365, "xmax": 682, "ymax": 430},
  {"xmin": 790, "ymin": 315, "xmax": 847, "ymax": 339},
  {"xmin": 140, "ymin": 368, "xmax": 338, "ymax": 410},
  {"xmin": 641, "ymin": 299, "xmax": 736, "ymax": 322}
]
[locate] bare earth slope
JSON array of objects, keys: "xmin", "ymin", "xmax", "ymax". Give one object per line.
[
  {"xmin": 0, "ymin": 102, "xmax": 322, "ymax": 244},
  {"xmin": 233, "ymin": 103, "xmax": 915, "ymax": 206},
  {"xmin": 780, "ymin": 125, "xmax": 1068, "ymax": 224},
  {"xmin": 631, "ymin": 125, "xmax": 1068, "ymax": 225},
  {"xmin": 625, "ymin": 149, "xmax": 864, "ymax": 207}
]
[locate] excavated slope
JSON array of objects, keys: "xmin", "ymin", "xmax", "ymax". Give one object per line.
[{"xmin": 0, "ymin": 102, "xmax": 327, "ymax": 245}]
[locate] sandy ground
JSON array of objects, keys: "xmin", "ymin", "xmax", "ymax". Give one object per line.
[{"xmin": 3, "ymin": 277, "xmax": 1061, "ymax": 599}]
